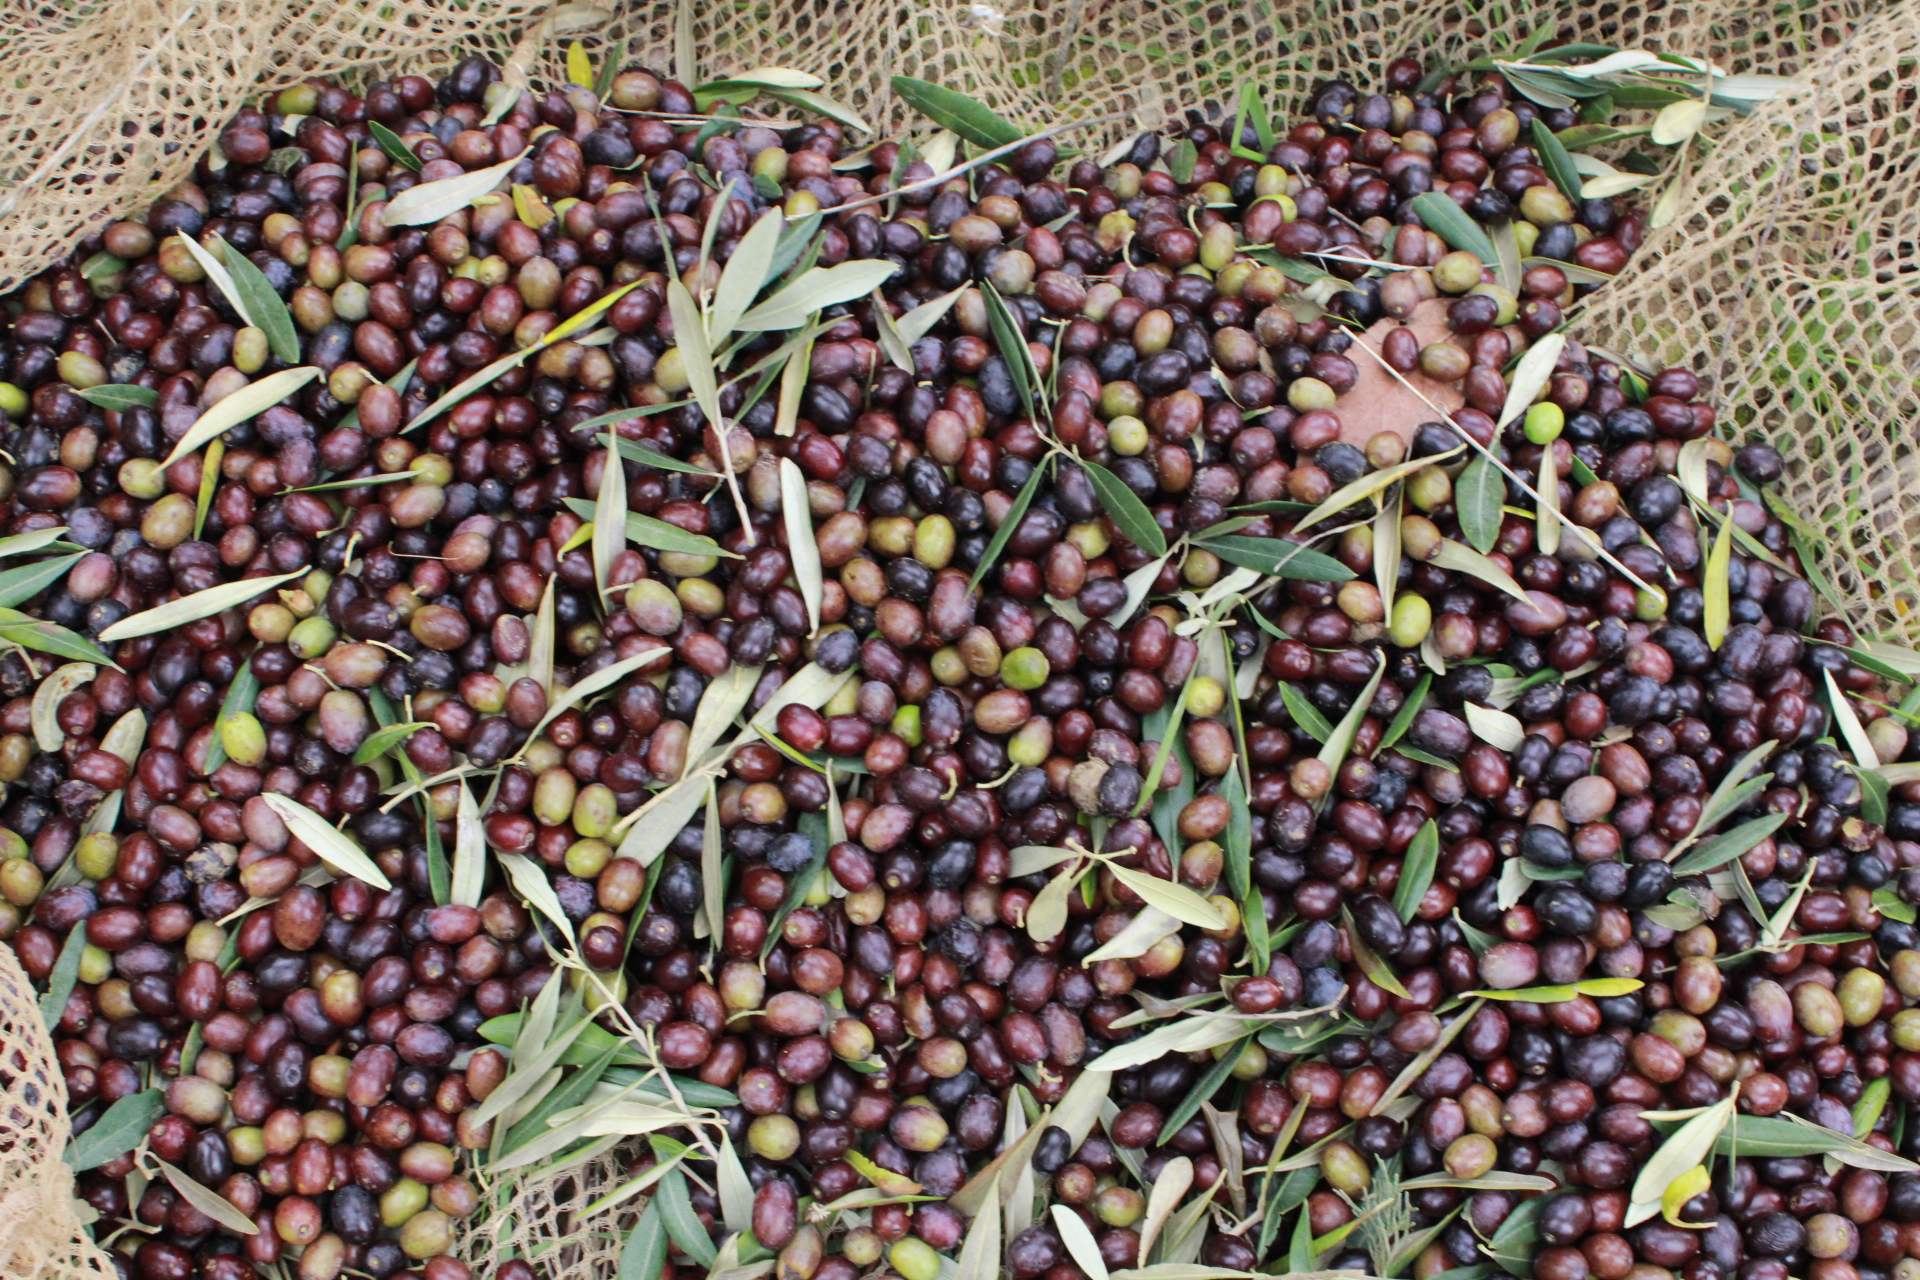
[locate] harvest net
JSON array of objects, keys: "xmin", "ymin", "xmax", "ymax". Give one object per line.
[{"xmin": 0, "ymin": 0, "xmax": 1913, "ymax": 1275}]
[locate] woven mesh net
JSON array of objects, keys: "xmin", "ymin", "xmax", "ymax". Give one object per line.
[{"xmin": 0, "ymin": 0, "xmax": 1914, "ymax": 1274}]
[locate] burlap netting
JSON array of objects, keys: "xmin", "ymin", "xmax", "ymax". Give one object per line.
[
  {"xmin": 1, "ymin": 0, "xmax": 1917, "ymax": 1276},
  {"xmin": 0, "ymin": 937, "xmax": 116, "ymax": 1279}
]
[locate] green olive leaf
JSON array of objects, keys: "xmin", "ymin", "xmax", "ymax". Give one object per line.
[
  {"xmin": 261, "ymin": 792, "xmax": 393, "ymax": 890},
  {"xmin": 1342, "ymin": 902, "xmax": 1410, "ymax": 998},
  {"xmin": 1393, "ymin": 820, "xmax": 1440, "ymax": 923},
  {"xmin": 162, "ymin": 366, "xmax": 322, "ymax": 467},
  {"xmin": 1453, "ymin": 455, "xmax": 1506, "ymax": 555},
  {"xmin": 1373, "ymin": 998, "xmax": 1484, "ymax": 1115},
  {"xmin": 780, "ymin": 458, "xmax": 823, "ymax": 632},
  {"xmin": 65, "ymin": 1088, "xmax": 165, "ymax": 1170},
  {"xmin": 891, "ymin": 76, "xmax": 1023, "ymax": 148},
  {"xmin": 1409, "ymin": 192, "xmax": 1496, "ymax": 263},
  {"xmin": 383, "ymin": 151, "xmax": 526, "ymax": 225},
  {"xmin": 1054, "ymin": 1204, "xmax": 1111, "ymax": 1280},
  {"xmin": 1628, "ymin": 1090, "xmax": 1738, "ymax": 1226},
  {"xmin": 368, "ymin": 121, "xmax": 423, "ymax": 171},
  {"xmin": 496, "ymin": 850, "xmax": 578, "ymax": 946},
  {"xmin": 217, "ymin": 235, "xmax": 301, "ymax": 364},
  {"xmin": 0, "ymin": 551, "xmax": 84, "ymax": 612},
  {"xmin": 1431, "ymin": 538, "xmax": 1530, "ymax": 604},
  {"xmin": 76, "ymin": 384, "xmax": 157, "ymax": 411},
  {"xmin": 735, "ymin": 260, "xmax": 900, "ymax": 332},
  {"xmin": 1108, "ymin": 864, "xmax": 1226, "ymax": 930}
]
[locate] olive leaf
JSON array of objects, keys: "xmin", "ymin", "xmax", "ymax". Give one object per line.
[
  {"xmin": 406, "ymin": 279, "xmax": 642, "ymax": 434},
  {"xmin": 952, "ymin": 1172, "xmax": 1004, "ymax": 1280},
  {"xmin": 161, "ymin": 366, "xmax": 322, "ymax": 467},
  {"xmin": 524, "ymin": 645, "xmax": 673, "ymax": 747},
  {"xmin": 1492, "ymin": 219, "xmax": 1522, "ymax": 298},
  {"xmin": 383, "ymin": 152, "xmax": 526, "ymax": 225},
  {"xmin": 1454, "ymin": 455, "xmax": 1505, "ymax": 555},
  {"xmin": 1469, "ymin": 978, "xmax": 1644, "ymax": 1002},
  {"xmin": 449, "ymin": 780, "xmax": 485, "ymax": 908},
  {"xmin": 1667, "ymin": 739, "xmax": 1777, "ymax": 859},
  {"xmin": 369, "ymin": 121, "xmax": 423, "ymax": 172},
  {"xmin": 1004, "ymin": 1095, "xmax": 1035, "ymax": 1241},
  {"xmin": 66, "ymin": 1088, "xmax": 165, "ymax": 1171},
  {"xmin": 1342, "ymin": 903, "xmax": 1411, "ymax": 998},
  {"xmin": 1084, "ymin": 905, "xmax": 1181, "ymax": 962},
  {"xmin": 891, "ymin": 75, "xmax": 1023, "ymax": 148},
  {"xmin": 591, "ymin": 445, "xmax": 626, "ymax": 601},
  {"xmin": 261, "ymin": 793, "xmax": 393, "ymax": 890},
  {"xmin": 192, "ymin": 439, "xmax": 223, "ymax": 540},
  {"xmin": 1715, "ymin": 1113, "xmax": 1919, "ymax": 1171},
  {"xmin": 0, "ymin": 527, "xmax": 76, "ymax": 560},
  {"xmin": 1314, "ymin": 655, "xmax": 1385, "ymax": 809},
  {"xmin": 1375, "ymin": 488, "xmax": 1402, "ymax": 620},
  {"xmin": 563, "ymin": 497, "xmax": 734, "ymax": 561},
  {"xmin": 217, "ymin": 235, "xmax": 301, "ymax": 364},
  {"xmin": 1393, "ymin": 820, "xmax": 1440, "ymax": 923},
  {"xmin": 655, "ymin": 1164, "xmax": 717, "ymax": 1267},
  {"xmin": 617, "ymin": 1199, "xmax": 669, "ymax": 1280},
  {"xmin": 1196, "ymin": 535, "xmax": 1354, "ymax": 582},
  {"xmin": 349, "ymin": 719, "xmax": 430, "ymax": 768},
  {"xmin": 1535, "ymin": 446, "xmax": 1562, "ymax": 556},
  {"xmin": 602, "ymin": 434, "xmax": 713, "ymax": 477},
  {"xmin": 1431, "ymin": 539, "xmax": 1529, "ymax": 604},
  {"xmin": 1826, "ymin": 669, "xmax": 1881, "ymax": 768},
  {"xmin": 37, "ymin": 923, "xmax": 88, "ymax": 1034},
  {"xmin": 1378, "ymin": 673, "xmax": 1431, "ymax": 756},
  {"xmin": 1669, "ymin": 813, "xmax": 1788, "ymax": 876},
  {"xmin": 1498, "ymin": 334, "xmax": 1567, "ymax": 428},
  {"xmin": 873, "ymin": 287, "xmax": 914, "ymax": 372},
  {"xmin": 1294, "ymin": 449, "xmax": 1460, "ymax": 534},
  {"xmin": 1111, "ymin": 553, "xmax": 1171, "ymax": 629},
  {"xmin": 1054, "ymin": 1204, "xmax": 1111, "ymax": 1280},
  {"xmin": 1463, "ymin": 703, "xmax": 1525, "ymax": 752},
  {"xmin": 1628, "ymin": 1090, "xmax": 1738, "ymax": 1226},
  {"xmin": 154, "ymin": 1158, "xmax": 259, "ymax": 1234},
  {"xmin": 1026, "ymin": 857, "xmax": 1084, "ymax": 942},
  {"xmin": 1651, "ymin": 98, "xmax": 1709, "ymax": 145},
  {"xmin": 76, "ymin": 384, "xmax": 157, "ymax": 411},
  {"xmin": 470, "ymin": 1012, "xmax": 594, "ymax": 1129},
  {"xmin": 896, "ymin": 282, "xmax": 969, "ymax": 344},
  {"xmin": 765, "ymin": 86, "xmax": 870, "ymax": 132},
  {"xmin": 688, "ymin": 662, "xmax": 765, "ymax": 768},
  {"xmin": 98, "ymin": 567, "xmax": 305, "ymax": 644},
  {"xmin": 1373, "ymin": 998, "xmax": 1484, "ymax": 1115},
  {"xmin": 200, "ymin": 662, "xmax": 258, "ymax": 776},
  {"xmin": 1088, "ymin": 1012, "xmax": 1251, "ymax": 1074},
  {"xmin": 709, "ymin": 207, "xmax": 784, "ymax": 341},
  {"xmin": 701, "ymin": 777, "xmax": 725, "ymax": 943},
  {"xmin": 1073, "ymin": 460, "xmax": 1162, "ymax": 556},
  {"xmin": 1700, "ymin": 505, "xmax": 1735, "ymax": 650},
  {"xmin": 1165, "ymin": 138, "xmax": 1199, "ymax": 184},
  {"xmin": 980, "ymin": 281, "xmax": 1039, "ymax": 423},
  {"xmin": 1530, "ymin": 118, "xmax": 1583, "ymax": 203},
  {"xmin": 79, "ymin": 708, "xmax": 146, "ymax": 839},
  {"xmin": 714, "ymin": 1133, "xmax": 754, "ymax": 1234},
  {"xmin": 605, "ymin": 775, "xmax": 701, "ymax": 869},
  {"xmin": 780, "ymin": 458, "xmax": 823, "ymax": 633},
  {"xmin": 1010, "ymin": 844, "xmax": 1084, "ymax": 876},
  {"xmin": 1108, "ymin": 864, "xmax": 1226, "ymax": 930},
  {"xmin": 170, "ymin": 232, "xmax": 257, "ymax": 329},
  {"xmin": 29, "ymin": 662, "xmax": 93, "ymax": 753},
  {"xmin": 735, "ymin": 260, "xmax": 899, "ymax": 332},
  {"xmin": 1409, "ymin": 192, "xmax": 1496, "ymax": 263},
  {"xmin": 1155, "ymin": 1038, "xmax": 1250, "ymax": 1148},
  {"xmin": 1138, "ymin": 1156, "xmax": 1196, "ymax": 1265},
  {"xmin": 496, "ymin": 850, "xmax": 578, "ymax": 946}
]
